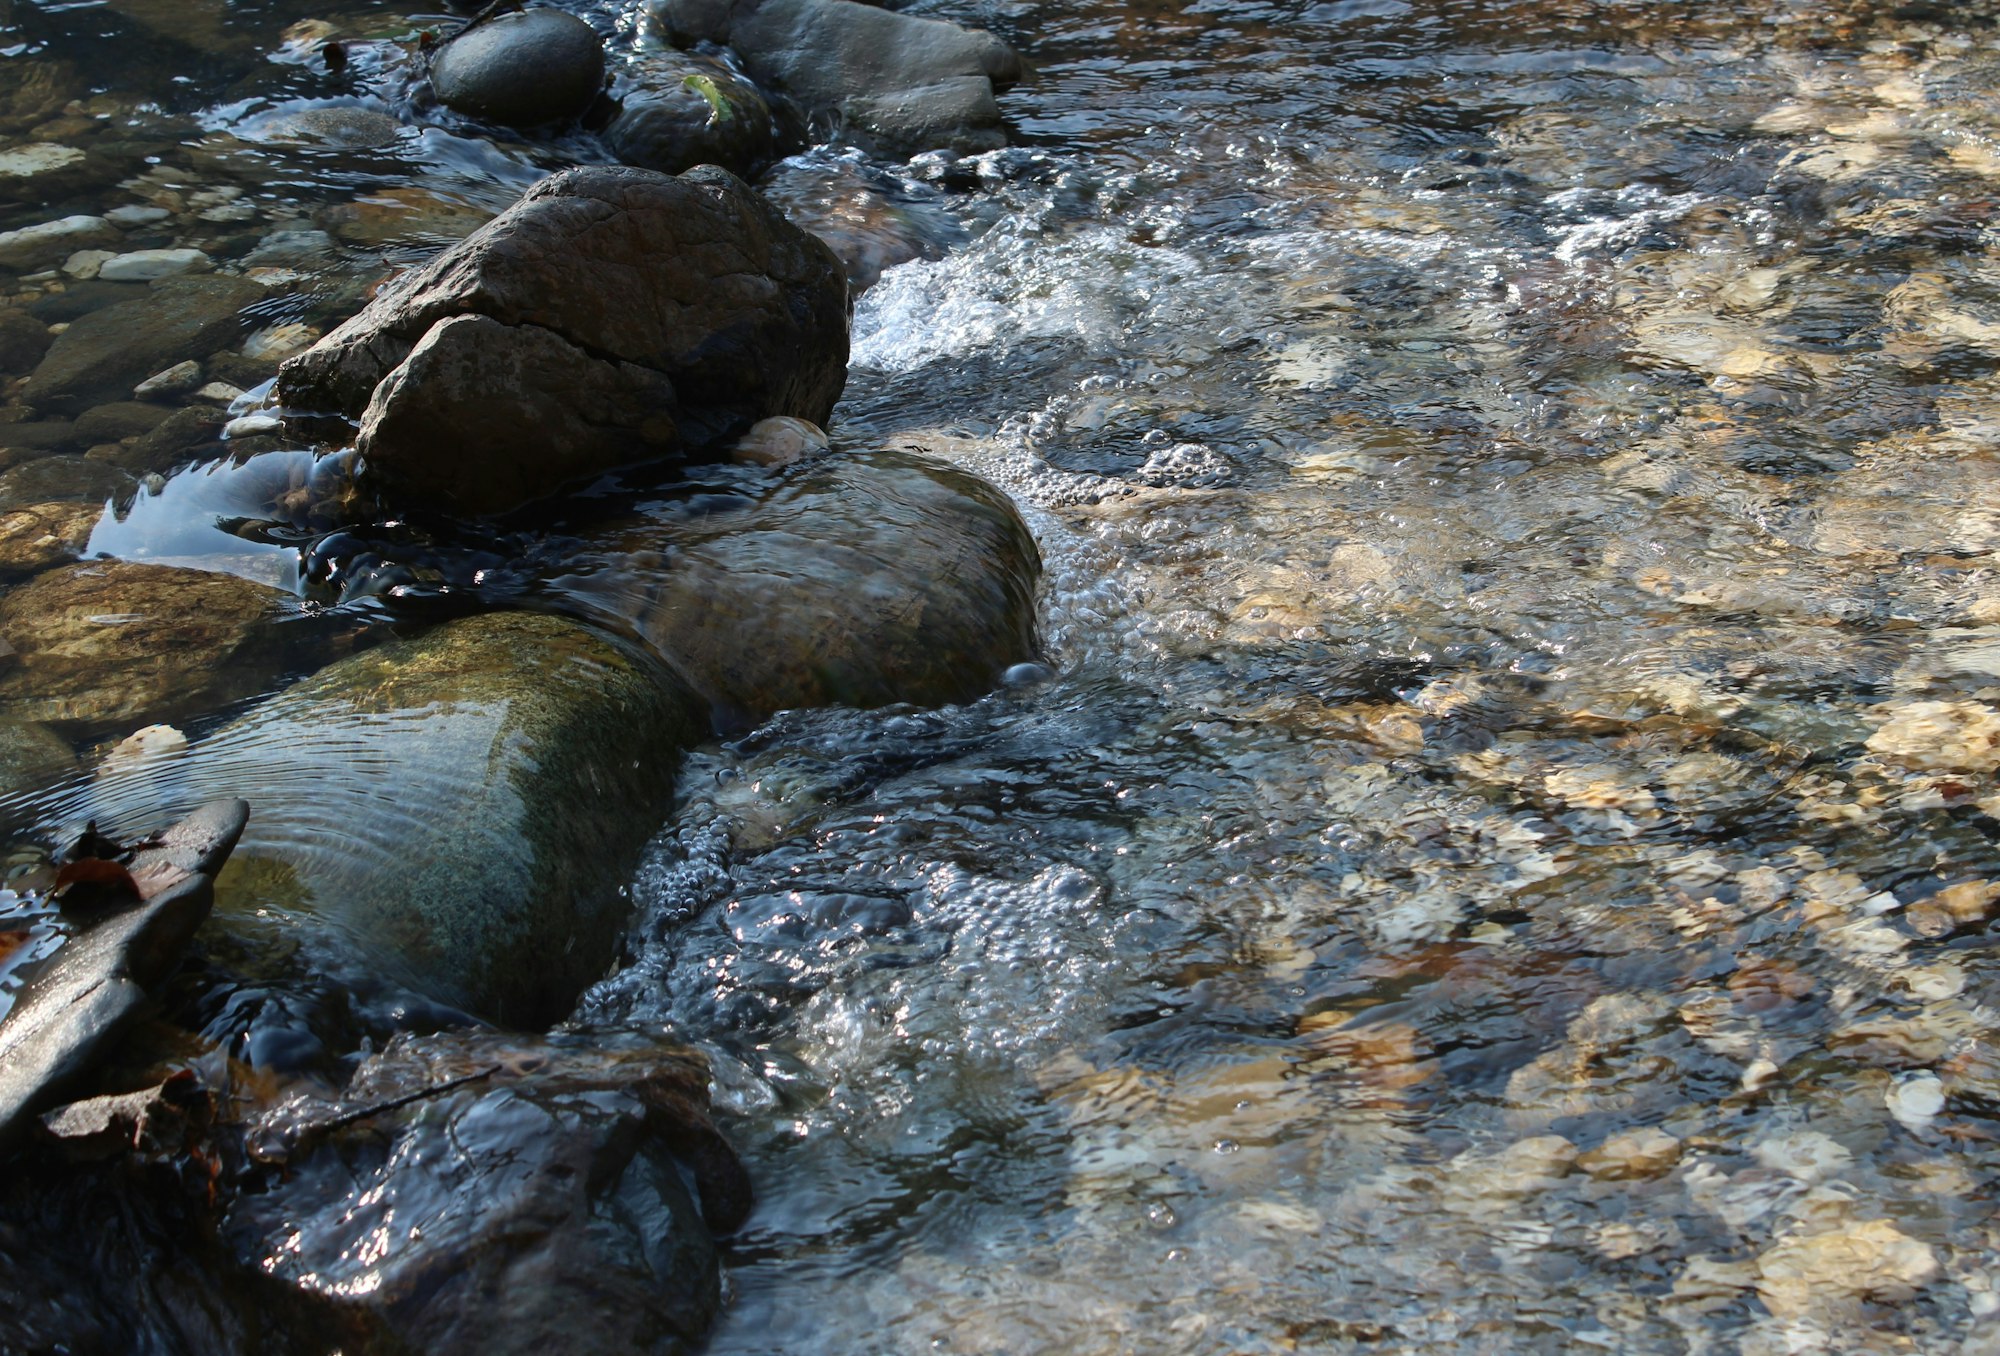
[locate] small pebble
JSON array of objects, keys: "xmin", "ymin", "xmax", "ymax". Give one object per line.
[
  {"xmin": 134, "ymin": 360, "xmax": 202, "ymax": 399},
  {"xmin": 105, "ymin": 204, "xmax": 171, "ymax": 228},
  {"xmin": 222, "ymin": 413, "xmax": 281, "ymax": 439},
  {"xmin": 192, "ymin": 381, "xmax": 246, "ymax": 406},
  {"xmin": 61, "ymin": 249, "xmax": 113, "ymax": 280},
  {"xmin": 1885, "ymin": 1072, "xmax": 1946, "ymax": 1134}
]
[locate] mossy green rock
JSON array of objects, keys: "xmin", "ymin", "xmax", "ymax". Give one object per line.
[{"xmin": 85, "ymin": 611, "xmax": 706, "ymax": 1025}]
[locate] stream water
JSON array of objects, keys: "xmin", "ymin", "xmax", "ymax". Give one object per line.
[{"xmin": 7, "ymin": 0, "xmax": 2000, "ymax": 1350}]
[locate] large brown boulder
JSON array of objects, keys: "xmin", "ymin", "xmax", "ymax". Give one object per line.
[{"xmin": 277, "ymin": 165, "xmax": 849, "ymax": 517}]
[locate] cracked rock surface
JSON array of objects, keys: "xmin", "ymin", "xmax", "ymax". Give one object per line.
[{"xmin": 276, "ymin": 164, "xmax": 848, "ymax": 516}]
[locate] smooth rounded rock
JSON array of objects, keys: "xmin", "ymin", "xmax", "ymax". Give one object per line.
[
  {"xmin": 80, "ymin": 610, "xmax": 707, "ymax": 1024},
  {"xmin": 602, "ymin": 53, "xmax": 774, "ymax": 177},
  {"xmin": 562, "ymin": 449, "xmax": 1041, "ymax": 725},
  {"xmin": 429, "ymin": 9, "xmax": 606, "ymax": 129}
]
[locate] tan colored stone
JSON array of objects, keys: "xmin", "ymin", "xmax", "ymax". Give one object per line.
[
  {"xmin": 1755, "ymin": 1220, "xmax": 1938, "ymax": 1320},
  {"xmin": 1577, "ymin": 1126, "xmax": 1682, "ymax": 1181}
]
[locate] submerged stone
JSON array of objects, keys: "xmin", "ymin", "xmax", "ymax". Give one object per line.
[
  {"xmin": 82, "ymin": 610, "xmax": 706, "ymax": 1024},
  {"xmin": 0, "ymin": 562, "xmax": 312, "ymax": 736},
  {"xmin": 22, "ymin": 275, "xmax": 264, "ymax": 417},
  {"xmin": 602, "ymin": 52, "xmax": 776, "ymax": 177}
]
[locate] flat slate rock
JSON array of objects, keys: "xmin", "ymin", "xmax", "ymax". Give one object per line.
[{"xmin": 0, "ymin": 799, "xmax": 249, "ymax": 1153}]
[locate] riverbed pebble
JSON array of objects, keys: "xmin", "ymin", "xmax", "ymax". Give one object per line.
[
  {"xmin": 95, "ymin": 248, "xmax": 212, "ymax": 283},
  {"xmin": 0, "ymin": 216, "xmax": 117, "ymax": 272}
]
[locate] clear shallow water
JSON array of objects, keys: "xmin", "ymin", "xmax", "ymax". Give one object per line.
[{"xmin": 10, "ymin": 0, "xmax": 2000, "ymax": 1349}]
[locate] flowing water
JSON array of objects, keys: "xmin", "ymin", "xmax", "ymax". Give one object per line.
[{"xmin": 8, "ymin": 0, "xmax": 2000, "ymax": 1349}]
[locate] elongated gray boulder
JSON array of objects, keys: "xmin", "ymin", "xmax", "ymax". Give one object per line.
[
  {"xmin": 647, "ymin": 0, "xmax": 1023, "ymax": 154},
  {"xmin": 277, "ymin": 165, "xmax": 848, "ymax": 516},
  {"xmin": 81, "ymin": 611, "xmax": 706, "ymax": 1025},
  {"xmin": 0, "ymin": 799, "xmax": 248, "ymax": 1152}
]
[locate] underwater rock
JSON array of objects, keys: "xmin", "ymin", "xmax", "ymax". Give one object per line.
[
  {"xmin": 761, "ymin": 157, "xmax": 958, "ymax": 292},
  {"xmin": 236, "ymin": 1029, "xmax": 749, "ymax": 1356},
  {"xmin": 647, "ymin": 0, "xmax": 1023, "ymax": 154},
  {"xmin": 0, "ymin": 799, "xmax": 248, "ymax": 1151},
  {"xmin": 83, "ymin": 610, "xmax": 706, "ymax": 1025},
  {"xmin": 428, "ymin": 8, "xmax": 607, "ymax": 129},
  {"xmin": 0, "ymin": 215, "xmax": 118, "ymax": 273},
  {"xmin": 22, "ymin": 275, "xmax": 264, "ymax": 417},
  {"xmin": 566, "ymin": 449, "xmax": 1040, "ymax": 724},
  {"xmin": 0, "ymin": 500, "xmax": 98, "ymax": 579},
  {"xmin": 0, "ymin": 306, "xmax": 53, "ymax": 375},
  {"xmin": 279, "ymin": 164, "xmax": 848, "ymax": 516},
  {"xmin": 602, "ymin": 51, "xmax": 776, "ymax": 177},
  {"xmin": 0, "ymin": 562, "xmax": 310, "ymax": 736}
]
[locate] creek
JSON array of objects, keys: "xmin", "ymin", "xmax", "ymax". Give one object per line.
[{"xmin": 5, "ymin": 0, "xmax": 2000, "ymax": 1350}]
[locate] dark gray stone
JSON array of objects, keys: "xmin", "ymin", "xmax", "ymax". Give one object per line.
[
  {"xmin": 0, "ymin": 306, "xmax": 52, "ymax": 376},
  {"xmin": 429, "ymin": 8, "xmax": 606, "ymax": 129},
  {"xmin": 0, "ymin": 799, "xmax": 248, "ymax": 1152},
  {"xmin": 74, "ymin": 400, "xmax": 171, "ymax": 443},
  {"xmin": 235, "ymin": 1029, "xmax": 748, "ymax": 1356},
  {"xmin": 278, "ymin": 165, "xmax": 847, "ymax": 516},
  {"xmin": 647, "ymin": 0, "xmax": 1023, "ymax": 154},
  {"xmin": 603, "ymin": 52, "xmax": 775, "ymax": 177},
  {"xmin": 22, "ymin": 275, "xmax": 265, "ymax": 417}
]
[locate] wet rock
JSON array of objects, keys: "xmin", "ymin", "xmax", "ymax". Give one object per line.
[
  {"xmin": 567, "ymin": 449, "xmax": 1040, "ymax": 724},
  {"xmin": 1755, "ymin": 1218, "xmax": 1938, "ymax": 1321},
  {"xmin": 0, "ymin": 145, "xmax": 94, "ymax": 205},
  {"xmin": 355, "ymin": 313, "xmax": 682, "ymax": 513},
  {"xmin": 0, "ymin": 720, "xmax": 75, "ymax": 796},
  {"xmin": 0, "ymin": 799, "xmax": 248, "ymax": 1150},
  {"xmin": 133, "ymin": 360, "xmax": 202, "ymax": 400},
  {"xmin": 732, "ymin": 413, "xmax": 827, "ymax": 467},
  {"xmin": 0, "ymin": 418, "xmax": 76, "ymax": 460},
  {"xmin": 75, "ymin": 400, "xmax": 171, "ymax": 443},
  {"xmin": 114, "ymin": 405, "xmax": 225, "ymax": 473},
  {"xmin": 61, "ymin": 248, "xmax": 115, "ymax": 280},
  {"xmin": 0, "ymin": 453, "xmax": 130, "ymax": 506},
  {"xmin": 104, "ymin": 204, "xmax": 171, "ymax": 229},
  {"xmin": 22, "ymin": 275, "xmax": 264, "ymax": 417},
  {"xmin": 236, "ymin": 1029, "xmax": 748, "ymax": 1356},
  {"xmin": 0, "ymin": 215, "xmax": 119, "ymax": 272},
  {"xmin": 428, "ymin": 8, "xmax": 607, "ymax": 129},
  {"xmin": 1576, "ymin": 1126, "xmax": 1682, "ymax": 1181},
  {"xmin": 0, "ymin": 562, "xmax": 307, "ymax": 735},
  {"xmin": 84, "ymin": 611, "xmax": 706, "ymax": 1023},
  {"xmin": 603, "ymin": 52, "xmax": 775, "ymax": 177},
  {"xmin": 0, "ymin": 307, "xmax": 52, "ymax": 375},
  {"xmin": 647, "ymin": 0, "xmax": 1024, "ymax": 155},
  {"xmin": 1865, "ymin": 698, "xmax": 2000, "ymax": 772},
  {"xmin": 279, "ymin": 165, "xmax": 847, "ymax": 516},
  {"xmin": 0, "ymin": 499, "xmax": 98, "ymax": 578},
  {"xmin": 95, "ymin": 248, "xmax": 213, "ymax": 283}
]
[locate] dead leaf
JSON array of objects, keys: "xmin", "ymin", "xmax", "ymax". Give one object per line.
[
  {"xmin": 0, "ymin": 930, "xmax": 28, "ymax": 964},
  {"xmin": 52, "ymin": 855, "xmax": 140, "ymax": 906}
]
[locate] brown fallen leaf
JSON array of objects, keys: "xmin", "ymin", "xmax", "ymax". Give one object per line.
[
  {"xmin": 52, "ymin": 855, "xmax": 141, "ymax": 907},
  {"xmin": 0, "ymin": 930, "xmax": 28, "ymax": 964}
]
